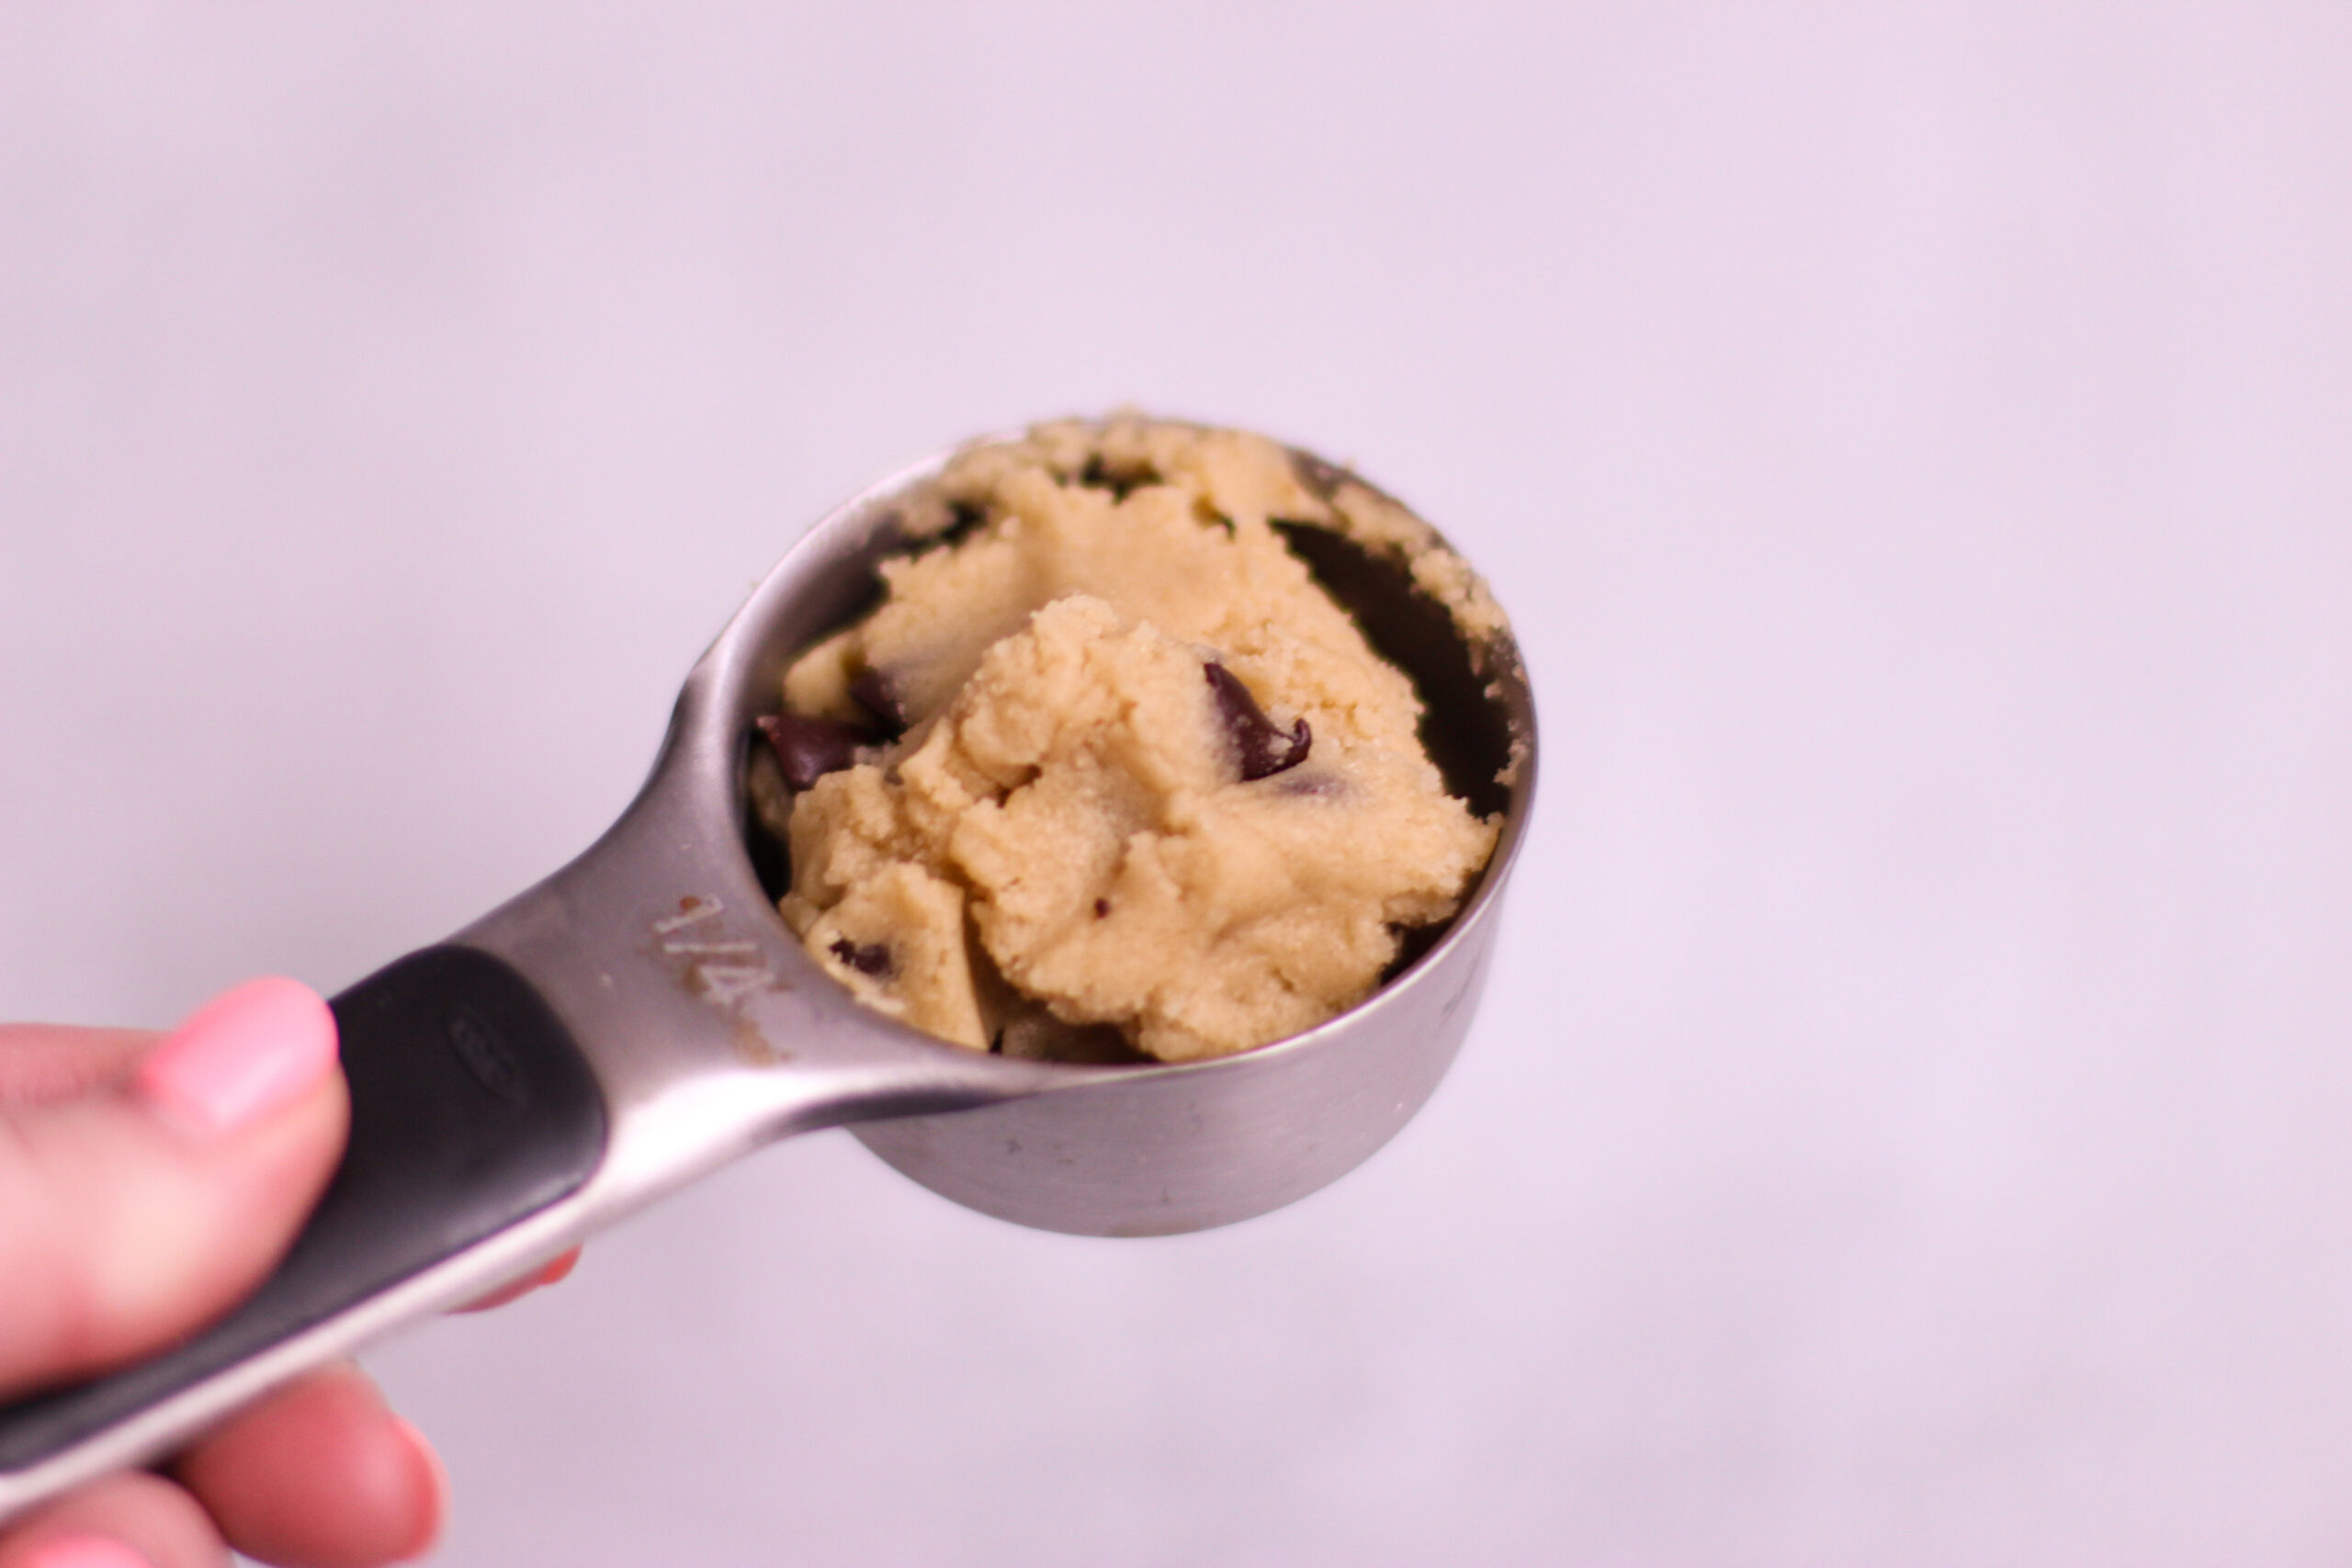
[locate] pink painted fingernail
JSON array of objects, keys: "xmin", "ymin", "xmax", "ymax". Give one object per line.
[
  {"xmin": 134, "ymin": 976, "xmax": 338, "ymax": 1136},
  {"xmin": 22, "ymin": 1534, "xmax": 151, "ymax": 1568}
]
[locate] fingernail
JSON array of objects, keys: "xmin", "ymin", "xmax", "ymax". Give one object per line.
[
  {"xmin": 134, "ymin": 976, "xmax": 338, "ymax": 1136},
  {"xmin": 23, "ymin": 1535, "xmax": 151, "ymax": 1568}
]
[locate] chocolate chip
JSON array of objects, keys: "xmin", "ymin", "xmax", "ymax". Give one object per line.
[
  {"xmin": 848, "ymin": 668, "xmax": 909, "ymax": 737},
  {"xmin": 758, "ymin": 712, "xmax": 871, "ymax": 790},
  {"xmin": 828, "ymin": 938, "xmax": 893, "ymax": 977},
  {"xmin": 1204, "ymin": 661, "xmax": 1311, "ymax": 781},
  {"xmin": 1093, "ymin": 898, "xmax": 1111, "ymax": 919}
]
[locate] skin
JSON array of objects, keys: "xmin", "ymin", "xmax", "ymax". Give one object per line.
[{"xmin": 0, "ymin": 1021, "xmax": 577, "ymax": 1568}]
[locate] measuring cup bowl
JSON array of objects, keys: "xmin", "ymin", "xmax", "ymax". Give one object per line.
[{"xmin": 853, "ymin": 862, "xmax": 1510, "ymax": 1237}]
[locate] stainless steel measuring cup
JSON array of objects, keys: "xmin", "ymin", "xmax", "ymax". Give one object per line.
[{"xmin": 0, "ymin": 425, "xmax": 1537, "ymax": 1522}]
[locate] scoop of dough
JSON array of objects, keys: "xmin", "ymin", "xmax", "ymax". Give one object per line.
[{"xmin": 775, "ymin": 420, "xmax": 1500, "ymax": 1062}]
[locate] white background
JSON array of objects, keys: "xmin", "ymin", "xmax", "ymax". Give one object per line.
[{"xmin": 4, "ymin": 5, "xmax": 2348, "ymax": 1564}]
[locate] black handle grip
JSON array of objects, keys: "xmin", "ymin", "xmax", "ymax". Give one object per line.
[{"xmin": 0, "ymin": 946, "xmax": 609, "ymax": 1472}]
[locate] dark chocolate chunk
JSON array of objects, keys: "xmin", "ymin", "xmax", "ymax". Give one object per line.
[
  {"xmin": 828, "ymin": 938, "xmax": 894, "ymax": 978},
  {"xmin": 848, "ymin": 668, "xmax": 909, "ymax": 737},
  {"xmin": 758, "ymin": 712, "xmax": 872, "ymax": 791},
  {"xmin": 1204, "ymin": 661, "xmax": 1311, "ymax": 781}
]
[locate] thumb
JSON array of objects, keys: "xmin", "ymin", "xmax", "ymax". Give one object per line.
[{"xmin": 0, "ymin": 977, "xmax": 347, "ymax": 1402}]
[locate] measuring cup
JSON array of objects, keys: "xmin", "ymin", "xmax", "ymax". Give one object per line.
[{"xmin": 0, "ymin": 425, "xmax": 1536, "ymax": 1522}]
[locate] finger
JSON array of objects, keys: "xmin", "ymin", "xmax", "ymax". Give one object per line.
[
  {"xmin": 0, "ymin": 1470, "xmax": 225, "ymax": 1568},
  {"xmin": 0, "ymin": 1029, "xmax": 155, "ymax": 1109},
  {"xmin": 0, "ymin": 978, "xmax": 346, "ymax": 1400},
  {"xmin": 173, "ymin": 1363, "xmax": 444, "ymax": 1568},
  {"xmin": 452, "ymin": 1245, "xmax": 582, "ymax": 1314}
]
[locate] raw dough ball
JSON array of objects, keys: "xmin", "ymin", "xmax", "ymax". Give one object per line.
[{"xmin": 771, "ymin": 418, "xmax": 1502, "ymax": 1062}]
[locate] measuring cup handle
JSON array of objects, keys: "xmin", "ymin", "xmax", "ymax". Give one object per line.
[{"xmin": 0, "ymin": 944, "xmax": 608, "ymax": 1507}]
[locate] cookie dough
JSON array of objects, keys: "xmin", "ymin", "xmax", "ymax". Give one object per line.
[{"xmin": 762, "ymin": 418, "xmax": 1502, "ymax": 1063}]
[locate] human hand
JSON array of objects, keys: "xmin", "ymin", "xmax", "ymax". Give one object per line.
[{"xmin": 0, "ymin": 976, "xmax": 564, "ymax": 1568}]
